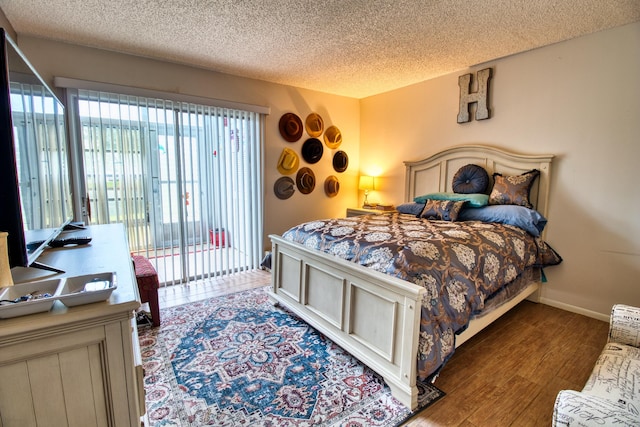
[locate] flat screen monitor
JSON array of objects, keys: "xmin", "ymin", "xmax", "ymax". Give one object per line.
[{"xmin": 0, "ymin": 28, "xmax": 74, "ymax": 271}]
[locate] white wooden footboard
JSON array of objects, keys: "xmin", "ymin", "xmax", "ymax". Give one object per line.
[{"xmin": 268, "ymin": 234, "xmax": 425, "ymax": 410}]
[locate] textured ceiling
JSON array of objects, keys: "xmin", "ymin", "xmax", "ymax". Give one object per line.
[{"xmin": 1, "ymin": 0, "xmax": 639, "ymax": 98}]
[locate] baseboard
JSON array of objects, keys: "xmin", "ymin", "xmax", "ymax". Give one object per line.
[{"xmin": 539, "ymin": 297, "xmax": 609, "ymax": 322}]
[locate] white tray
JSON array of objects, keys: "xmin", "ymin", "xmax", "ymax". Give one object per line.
[
  {"xmin": 57, "ymin": 272, "xmax": 117, "ymax": 307},
  {"xmin": 0, "ymin": 279, "xmax": 62, "ymax": 319}
]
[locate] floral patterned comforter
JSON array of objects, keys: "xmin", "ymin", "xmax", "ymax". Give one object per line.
[{"xmin": 282, "ymin": 212, "xmax": 562, "ymax": 380}]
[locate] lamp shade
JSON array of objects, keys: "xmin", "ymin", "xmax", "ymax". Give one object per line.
[{"xmin": 358, "ymin": 175, "xmax": 375, "ymax": 191}]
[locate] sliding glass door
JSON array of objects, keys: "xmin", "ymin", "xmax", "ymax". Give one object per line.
[{"xmin": 69, "ymin": 90, "xmax": 263, "ymax": 285}]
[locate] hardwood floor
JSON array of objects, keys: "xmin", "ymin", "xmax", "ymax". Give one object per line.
[
  {"xmin": 156, "ymin": 269, "xmax": 271, "ymax": 309},
  {"xmin": 407, "ymin": 301, "xmax": 608, "ymax": 426},
  {"xmin": 155, "ymin": 270, "xmax": 608, "ymax": 427}
]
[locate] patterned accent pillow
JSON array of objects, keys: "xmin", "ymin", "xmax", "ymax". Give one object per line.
[
  {"xmin": 452, "ymin": 164, "xmax": 489, "ymax": 194},
  {"xmin": 419, "ymin": 199, "xmax": 465, "ymax": 221},
  {"xmin": 489, "ymin": 169, "xmax": 540, "ymax": 209}
]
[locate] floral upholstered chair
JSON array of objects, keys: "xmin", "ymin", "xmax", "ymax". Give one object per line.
[{"xmin": 553, "ymin": 304, "xmax": 640, "ymax": 426}]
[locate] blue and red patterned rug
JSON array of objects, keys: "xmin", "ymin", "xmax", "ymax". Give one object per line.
[{"xmin": 139, "ymin": 287, "xmax": 444, "ymax": 426}]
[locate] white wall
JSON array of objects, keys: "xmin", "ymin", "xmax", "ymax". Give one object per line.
[
  {"xmin": 360, "ymin": 22, "xmax": 640, "ymax": 319},
  {"xmin": 14, "ymin": 36, "xmax": 361, "ymax": 251}
]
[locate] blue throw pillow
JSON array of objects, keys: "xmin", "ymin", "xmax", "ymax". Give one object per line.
[
  {"xmin": 396, "ymin": 202, "xmax": 426, "ymax": 216},
  {"xmin": 458, "ymin": 205, "xmax": 547, "ymax": 236}
]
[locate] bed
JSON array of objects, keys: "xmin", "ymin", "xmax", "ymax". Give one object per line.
[{"xmin": 268, "ymin": 144, "xmax": 560, "ymax": 409}]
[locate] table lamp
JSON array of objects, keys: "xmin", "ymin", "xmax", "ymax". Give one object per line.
[{"xmin": 358, "ymin": 175, "xmax": 375, "ymax": 208}]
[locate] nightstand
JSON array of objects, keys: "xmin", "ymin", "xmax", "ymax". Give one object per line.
[{"xmin": 346, "ymin": 207, "xmax": 396, "ymax": 217}]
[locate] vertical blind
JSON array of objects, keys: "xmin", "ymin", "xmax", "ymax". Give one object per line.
[
  {"xmin": 71, "ymin": 89, "xmax": 264, "ymax": 285},
  {"xmin": 11, "ymin": 82, "xmax": 70, "ymax": 230}
]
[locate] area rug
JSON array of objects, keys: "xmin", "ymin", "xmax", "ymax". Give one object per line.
[{"xmin": 139, "ymin": 287, "xmax": 444, "ymax": 426}]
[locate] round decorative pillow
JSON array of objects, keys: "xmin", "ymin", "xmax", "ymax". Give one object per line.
[{"xmin": 452, "ymin": 164, "xmax": 489, "ymax": 194}]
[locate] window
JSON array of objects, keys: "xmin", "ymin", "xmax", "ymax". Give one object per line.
[{"xmin": 67, "ymin": 88, "xmax": 265, "ymax": 285}]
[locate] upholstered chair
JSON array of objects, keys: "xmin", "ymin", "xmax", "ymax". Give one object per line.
[{"xmin": 553, "ymin": 304, "xmax": 640, "ymax": 426}]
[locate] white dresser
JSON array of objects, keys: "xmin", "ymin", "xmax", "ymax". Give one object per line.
[{"xmin": 1, "ymin": 224, "xmax": 144, "ymax": 427}]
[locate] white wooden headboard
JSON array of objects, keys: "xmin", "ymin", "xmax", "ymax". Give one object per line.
[{"xmin": 404, "ymin": 144, "xmax": 554, "ymax": 217}]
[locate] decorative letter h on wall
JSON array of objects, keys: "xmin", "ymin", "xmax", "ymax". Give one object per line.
[{"xmin": 457, "ymin": 68, "xmax": 492, "ymax": 123}]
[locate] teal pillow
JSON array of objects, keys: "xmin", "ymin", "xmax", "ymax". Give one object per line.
[{"xmin": 414, "ymin": 192, "xmax": 489, "ymax": 208}]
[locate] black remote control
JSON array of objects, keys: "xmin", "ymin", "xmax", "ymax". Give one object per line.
[{"xmin": 48, "ymin": 237, "xmax": 93, "ymax": 248}]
